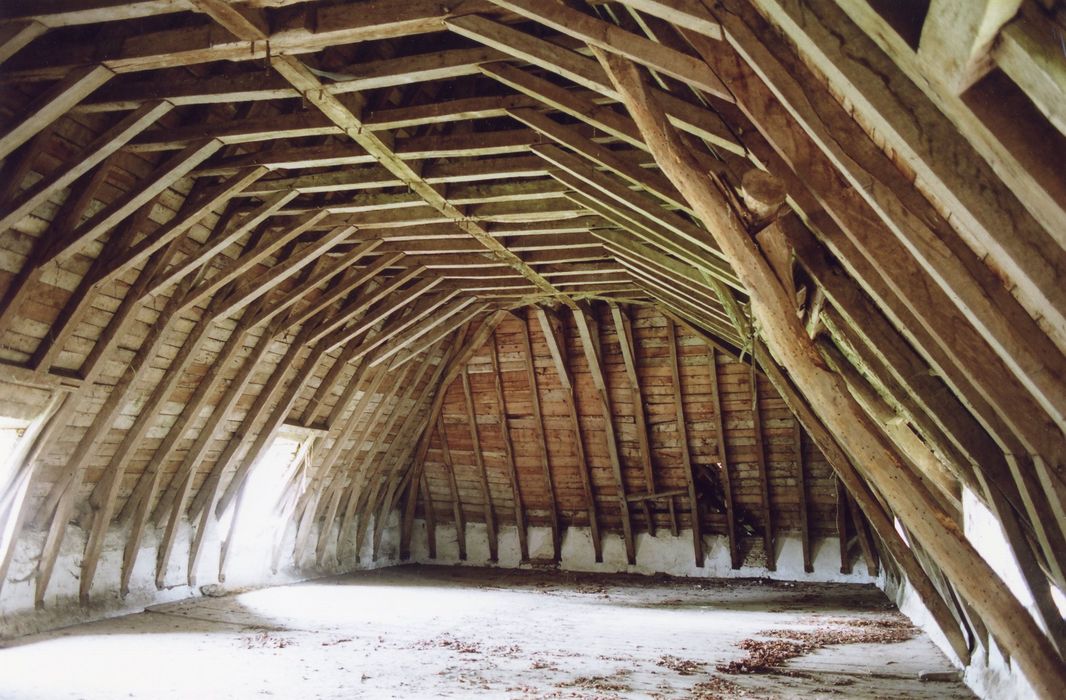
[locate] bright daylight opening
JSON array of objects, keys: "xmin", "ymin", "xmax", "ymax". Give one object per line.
[
  {"xmin": 217, "ymin": 430, "xmax": 310, "ymax": 571},
  {"xmin": 0, "ymin": 418, "xmax": 27, "ymax": 490}
]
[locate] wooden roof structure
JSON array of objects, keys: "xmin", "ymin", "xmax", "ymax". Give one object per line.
[{"xmin": 0, "ymin": 0, "xmax": 1063, "ymax": 692}]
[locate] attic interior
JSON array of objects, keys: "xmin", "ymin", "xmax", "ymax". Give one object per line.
[{"xmin": 0, "ymin": 0, "xmax": 1063, "ymax": 697}]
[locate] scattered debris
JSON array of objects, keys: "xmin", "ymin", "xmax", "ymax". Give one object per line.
[
  {"xmin": 414, "ymin": 634, "xmax": 482, "ymax": 654},
  {"xmin": 690, "ymin": 675, "xmax": 742, "ymax": 699},
  {"xmin": 240, "ymin": 631, "xmax": 291, "ymax": 649},
  {"xmin": 558, "ymin": 668, "xmax": 632, "ymax": 693},
  {"xmin": 320, "ymin": 637, "xmax": 352, "ymax": 647},
  {"xmin": 718, "ymin": 616, "xmax": 918, "ymax": 674},
  {"xmin": 656, "ymin": 654, "xmax": 705, "ymax": 675},
  {"xmin": 491, "ymin": 643, "xmax": 523, "ymax": 658}
]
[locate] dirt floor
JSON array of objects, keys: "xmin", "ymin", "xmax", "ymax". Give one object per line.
[{"xmin": 0, "ymin": 565, "xmax": 973, "ymax": 699}]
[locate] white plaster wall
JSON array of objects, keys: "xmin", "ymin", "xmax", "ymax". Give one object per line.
[
  {"xmin": 408, "ymin": 521, "xmax": 874, "ymax": 584},
  {"xmin": 876, "ymin": 486, "xmax": 1048, "ymax": 700},
  {"xmin": 0, "ymin": 511, "xmax": 400, "ymax": 639}
]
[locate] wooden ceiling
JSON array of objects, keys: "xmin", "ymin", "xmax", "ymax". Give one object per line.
[{"xmin": 0, "ymin": 0, "xmax": 1063, "ymax": 693}]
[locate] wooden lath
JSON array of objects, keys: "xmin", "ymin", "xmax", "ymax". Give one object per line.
[{"xmin": 0, "ymin": 1, "xmax": 1061, "ymax": 687}]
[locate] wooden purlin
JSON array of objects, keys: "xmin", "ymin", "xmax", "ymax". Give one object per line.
[
  {"xmin": 0, "ymin": 8, "xmax": 1057, "ymax": 689},
  {"xmin": 676, "ymin": 11, "xmax": 1066, "ymax": 483},
  {"xmin": 597, "ymin": 48, "xmax": 1059, "ymax": 692},
  {"xmin": 187, "ymin": 0, "xmax": 576, "ymax": 310}
]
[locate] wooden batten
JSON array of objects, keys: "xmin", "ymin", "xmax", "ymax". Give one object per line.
[{"xmin": 0, "ymin": 3, "xmax": 1059, "ymax": 691}]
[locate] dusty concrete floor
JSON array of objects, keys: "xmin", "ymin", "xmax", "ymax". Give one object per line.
[{"xmin": 0, "ymin": 565, "xmax": 972, "ymax": 699}]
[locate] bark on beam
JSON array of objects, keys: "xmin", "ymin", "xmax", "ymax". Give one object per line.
[{"xmin": 598, "ymin": 50, "xmax": 1062, "ymax": 690}]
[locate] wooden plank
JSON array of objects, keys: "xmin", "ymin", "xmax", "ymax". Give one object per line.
[
  {"xmin": 750, "ymin": 0, "xmax": 1066, "ymax": 353},
  {"xmin": 150, "ymin": 189, "xmax": 298, "ymax": 296},
  {"xmin": 666, "ymin": 319, "xmax": 703, "ymax": 567},
  {"xmin": 516, "ymin": 308, "xmax": 559, "ymax": 560},
  {"xmin": 917, "ymin": 0, "xmax": 1022, "ymax": 93},
  {"xmin": 118, "ymin": 300, "xmax": 268, "ymax": 595},
  {"xmin": 184, "ymin": 210, "xmax": 330, "ymax": 311},
  {"xmin": 489, "ymin": 334, "xmax": 528, "ymax": 561},
  {"xmin": 535, "ymin": 306, "xmax": 602, "ymax": 562},
  {"xmin": 399, "ymin": 333, "xmax": 467, "ymax": 561},
  {"xmin": 452, "ymin": 15, "xmax": 742, "ymax": 153},
  {"xmin": 28, "ymin": 197, "xmax": 149, "ymax": 372},
  {"xmin": 793, "ymin": 418, "xmax": 811, "ymax": 573},
  {"xmin": 152, "ymin": 318, "xmax": 281, "ymax": 587},
  {"xmin": 610, "ymin": 304, "xmax": 662, "ymax": 535},
  {"xmin": 334, "ymin": 288, "xmax": 460, "ymax": 358},
  {"xmin": 0, "ymin": 158, "xmax": 116, "ymax": 339},
  {"xmin": 46, "ymin": 139, "xmax": 222, "ymax": 266},
  {"xmin": 0, "ymin": 393, "xmax": 67, "ymax": 599},
  {"xmin": 574, "ymin": 305, "xmax": 635, "ymax": 564},
  {"xmin": 705, "ymin": 3, "xmax": 1066, "ymax": 446},
  {"xmin": 0, "ymin": 64, "xmax": 113, "ymax": 160},
  {"xmin": 78, "ymin": 303, "xmax": 216, "ymax": 602},
  {"xmin": 368, "ymin": 298, "xmax": 484, "ymax": 368},
  {"xmin": 0, "ymin": 100, "xmax": 172, "ymax": 232},
  {"xmin": 216, "ymin": 224, "xmax": 363, "ymax": 321},
  {"xmin": 707, "ymin": 346, "xmax": 739, "ymax": 568},
  {"xmin": 437, "ymin": 415, "xmax": 466, "ymax": 561},
  {"xmin": 996, "ymin": 5, "xmax": 1066, "ymax": 136},
  {"xmin": 34, "ymin": 270, "xmax": 197, "ymax": 605},
  {"xmin": 835, "ymin": 1, "xmax": 1066, "ymax": 280},
  {"xmin": 749, "ymin": 356, "xmax": 775, "ymax": 571},
  {"xmin": 847, "ymin": 493, "xmax": 879, "ymax": 577},
  {"xmin": 419, "ymin": 472, "xmax": 436, "ymax": 560},
  {"xmin": 180, "ymin": 2, "xmax": 573, "ymax": 307},
  {"xmin": 836, "ymin": 477, "xmax": 850, "ymax": 574},
  {"xmin": 372, "ymin": 343, "xmax": 460, "ymax": 558},
  {"xmin": 304, "ymin": 265, "xmax": 427, "ymax": 346},
  {"xmin": 282, "ymin": 253, "xmax": 403, "ymax": 332},
  {"xmin": 0, "ymin": 20, "xmax": 46, "ymax": 64},
  {"xmin": 190, "ymin": 332, "xmax": 327, "ymax": 585},
  {"xmin": 96, "ymin": 166, "xmax": 267, "ymax": 284},
  {"xmin": 601, "ymin": 49, "xmax": 1064, "ymax": 684},
  {"xmin": 462, "ymin": 368, "xmax": 497, "ymax": 562},
  {"xmin": 491, "ymin": 0, "xmax": 731, "ymax": 100}
]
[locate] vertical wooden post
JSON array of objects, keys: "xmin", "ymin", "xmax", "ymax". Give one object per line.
[
  {"xmin": 836, "ymin": 477, "xmax": 851, "ymax": 574},
  {"xmin": 847, "ymin": 494, "xmax": 880, "ymax": 576},
  {"xmin": 666, "ymin": 321, "xmax": 703, "ymax": 567},
  {"xmin": 611, "ymin": 304, "xmax": 663, "ymax": 536},
  {"xmin": 437, "ymin": 415, "xmax": 467, "ymax": 561},
  {"xmin": 750, "ymin": 360, "xmax": 775, "ymax": 570},
  {"xmin": 573, "ymin": 305, "xmax": 636, "ymax": 565},
  {"xmin": 462, "ymin": 368, "xmax": 497, "ymax": 562},
  {"xmin": 419, "ymin": 472, "xmax": 436, "ymax": 559},
  {"xmin": 536, "ymin": 307, "xmax": 602, "ymax": 562},
  {"xmin": 793, "ymin": 420, "xmax": 812, "ymax": 573},
  {"xmin": 707, "ymin": 346, "xmax": 739, "ymax": 568},
  {"xmin": 517, "ymin": 309, "xmax": 560, "ymax": 560},
  {"xmin": 489, "ymin": 335, "xmax": 528, "ymax": 561}
]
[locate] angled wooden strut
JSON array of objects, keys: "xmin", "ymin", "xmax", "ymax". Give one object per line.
[
  {"xmin": 488, "ymin": 335, "xmax": 528, "ymax": 562},
  {"xmin": 573, "ymin": 305, "xmax": 635, "ymax": 565},
  {"xmin": 598, "ymin": 51, "xmax": 1054, "ymax": 688},
  {"xmin": 517, "ymin": 308, "xmax": 560, "ymax": 560},
  {"xmin": 461, "ymin": 367, "xmax": 498, "ymax": 563},
  {"xmin": 535, "ymin": 306, "xmax": 602, "ymax": 562},
  {"xmin": 611, "ymin": 304, "xmax": 665, "ymax": 537},
  {"xmin": 665, "ymin": 319, "xmax": 703, "ymax": 567}
]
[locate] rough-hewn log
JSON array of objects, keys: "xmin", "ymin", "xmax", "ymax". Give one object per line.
[{"xmin": 600, "ymin": 50, "xmax": 1059, "ymax": 689}]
